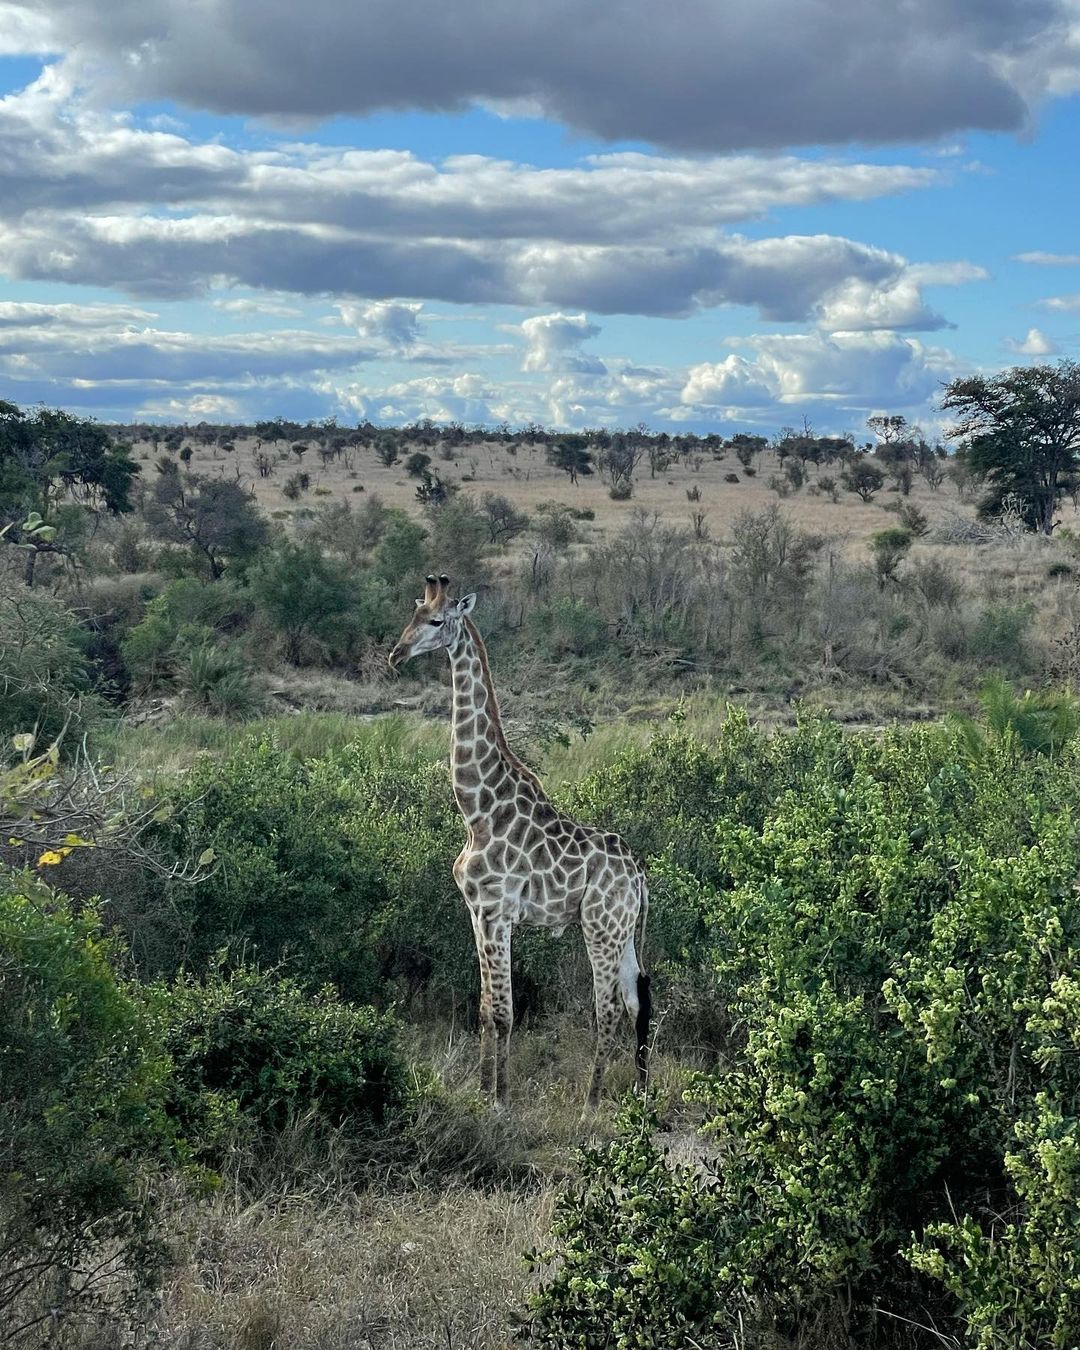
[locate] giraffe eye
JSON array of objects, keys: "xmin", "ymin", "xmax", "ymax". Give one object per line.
[{"xmin": 429, "ymin": 619, "xmax": 444, "ymax": 628}]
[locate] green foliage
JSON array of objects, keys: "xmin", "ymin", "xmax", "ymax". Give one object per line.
[
  {"xmin": 148, "ymin": 963, "xmax": 407, "ymax": 1159},
  {"xmin": 869, "ymin": 525, "xmax": 913, "ymax": 585},
  {"xmin": 526, "ymin": 1104, "xmax": 732, "ymax": 1348},
  {"xmin": 176, "ymin": 640, "xmax": 262, "ymax": 718},
  {"xmin": 841, "ymin": 457, "xmax": 885, "ymax": 501},
  {"xmin": 144, "ymin": 467, "xmax": 268, "ymax": 578},
  {"xmin": 145, "ymin": 737, "xmax": 464, "ymax": 1000},
  {"xmin": 248, "ymin": 540, "xmax": 367, "ymax": 663},
  {"xmin": 943, "ymin": 360, "xmax": 1080, "ymax": 534},
  {"xmin": 0, "ymin": 871, "xmax": 172, "ymax": 1337},
  {"xmin": 969, "ymin": 601, "xmax": 1033, "ymax": 672},
  {"xmin": 527, "ymin": 597, "xmax": 607, "ymax": 658},
  {"xmin": 955, "ymin": 677, "xmax": 1080, "ymax": 757},
  {"xmin": 531, "ymin": 718, "xmax": 1080, "ymax": 1347},
  {"xmin": 120, "ymin": 576, "xmax": 253, "ymax": 692},
  {"xmin": 0, "ymin": 403, "xmax": 139, "ymax": 584},
  {"xmin": 0, "ymin": 587, "xmax": 104, "ymax": 745}
]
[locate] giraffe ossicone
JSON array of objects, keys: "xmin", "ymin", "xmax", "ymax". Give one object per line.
[{"xmin": 389, "ymin": 573, "xmax": 651, "ymax": 1110}]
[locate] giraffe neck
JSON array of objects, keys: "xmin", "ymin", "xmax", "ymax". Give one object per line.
[{"xmin": 447, "ymin": 617, "xmax": 529, "ymax": 824}]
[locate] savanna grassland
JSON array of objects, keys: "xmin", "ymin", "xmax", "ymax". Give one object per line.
[{"xmin": 4, "ymin": 401, "xmax": 1080, "ymax": 1349}]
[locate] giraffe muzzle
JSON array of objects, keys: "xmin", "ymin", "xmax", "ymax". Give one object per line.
[{"xmin": 388, "ymin": 643, "xmax": 408, "ymax": 671}]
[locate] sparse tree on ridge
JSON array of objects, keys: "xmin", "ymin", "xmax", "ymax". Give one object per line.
[{"xmin": 942, "ymin": 360, "xmax": 1080, "ymax": 534}]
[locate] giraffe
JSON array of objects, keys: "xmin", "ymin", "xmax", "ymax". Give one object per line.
[{"xmin": 389, "ymin": 573, "xmax": 651, "ymax": 1110}]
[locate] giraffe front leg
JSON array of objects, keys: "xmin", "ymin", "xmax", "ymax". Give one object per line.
[
  {"xmin": 474, "ymin": 914, "xmax": 513, "ymax": 1107},
  {"xmin": 472, "ymin": 916, "xmax": 497, "ymax": 1101}
]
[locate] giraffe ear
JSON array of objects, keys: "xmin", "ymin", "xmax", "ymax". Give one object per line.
[
  {"xmin": 414, "ymin": 598, "xmax": 423, "ymax": 608},
  {"xmin": 456, "ymin": 593, "xmax": 477, "ymax": 616}
]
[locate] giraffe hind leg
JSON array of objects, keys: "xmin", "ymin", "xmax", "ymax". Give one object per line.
[{"xmin": 585, "ymin": 973, "xmax": 622, "ymax": 1113}]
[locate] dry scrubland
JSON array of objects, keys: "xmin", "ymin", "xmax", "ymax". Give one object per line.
[
  {"xmin": 117, "ymin": 430, "xmax": 1080, "ymax": 734},
  {"xmin": 141, "ymin": 434, "xmax": 970, "ymax": 549}
]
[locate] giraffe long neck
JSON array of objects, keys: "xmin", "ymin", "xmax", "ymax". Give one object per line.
[{"xmin": 447, "ymin": 618, "xmax": 527, "ymax": 824}]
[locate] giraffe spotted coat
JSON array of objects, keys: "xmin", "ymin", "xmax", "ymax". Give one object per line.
[{"xmin": 390, "ymin": 574, "xmax": 651, "ymax": 1109}]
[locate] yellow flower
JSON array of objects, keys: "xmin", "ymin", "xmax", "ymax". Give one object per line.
[{"xmin": 36, "ymin": 847, "xmax": 72, "ymax": 867}]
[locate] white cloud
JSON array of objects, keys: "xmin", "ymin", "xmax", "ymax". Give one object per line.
[
  {"xmin": 211, "ymin": 296, "xmax": 304, "ymax": 317},
  {"xmin": 518, "ymin": 312, "xmax": 605, "ymax": 374},
  {"xmin": 0, "ymin": 300, "xmax": 157, "ymax": 327},
  {"xmin": 681, "ymin": 355, "xmax": 778, "ymax": 408},
  {"xmin": 338, "ymin": 300, "xmax": 423, "ymax": 353},
  {"xmin": 1014, "ymin": 250, "xmax": 1080, "ymax": 266},
  {"xmin": 0, "ymin": 307, "xmax": 379, "ymax": 387},
  {"xmin": 1005, "ymin": 327, "xmax": 1058, "ymax": 355},
  {"xmin": 136, "ymin": 392, "xmax": 244, "ymax": 419},
  {"xmin": 330, "ymin": 371, "xmax": 497, "ymax": 425},
  {"xmin": 1038, "ymin": 293, "xmax": 1080, "ymax": 312},
  {"xmin": 0, "ymin": 2, "xmax": 55, "ymax": 53},
  {"xmin": 679, "ymin": 331, "xmax": 956, "ymax": 418},
  {"xmin": 0, "ymin": 76, "xmax": 978, "ymax": 327}
]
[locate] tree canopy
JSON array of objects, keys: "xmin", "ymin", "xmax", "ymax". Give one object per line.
[
  {"xmin": 144, "ymin": 464, "xmax": 268, "ymax": 579},
  {"xmin": 0, "ymin": 402, "xmax": 139, "ymax": 582},
  {"xmin": 942, "ymin": 360, "xmax": 1080, "ymax": 534}
]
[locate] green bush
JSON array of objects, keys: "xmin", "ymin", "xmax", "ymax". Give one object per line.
[
  {"xmin": 527, "ymin": 598, "xmax": 607, "ymax": 658},
  {"xmin": 141, "ymin": 734, "xmax": 575, "ymax": 1018},
  {"xmin": 528, "ymin": 719, "xmax": 1080, "ymax": 1348},
  {"xmin": 969, "ymin": 601, "xmax": 1033, "ymax": 672},
  {"xmin": 176, "ymin": 640, "xmax": 262, "ymax": 718},
  {"xmin": 120, "ymin": 576, "xmax": 253, "ymax": 692},
  {"xmin": 0, "ymin": 871, "xmax": 172, "ymax": 1338},
  {"xmin": 148, "ymin": 964, "xmax": 407, "ymax": 1160},
  {"xmin": 248, "ymin": 540, "xmax": 375, "ymax": 663},
  {"xmin": 0, "ymin": 588, "xmax": 104, "ymax": 746}
]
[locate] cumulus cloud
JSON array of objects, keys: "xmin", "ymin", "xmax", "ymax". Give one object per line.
[
  {"xmin": 331, "ymin": 371, "xmax": 498, "ymax": 425},
  {"xmin": 1005, "ymin": 326, "xmax": 1058, "ymax": 354},
  {"xmin": 679, "ymin": 331, "xmax": 955, "ymax": 416},
  {"xmin": 519, "ymin": 312, "xmax": 605, "ymax": 374},
  {"xmin": 0, "ymin": 303, "xmax": 379, "ymax": 405},
  {"xmin": 338, "ymin": 300, "xmax": 423, "ymax": 353},
  {"xmin": 6, "ymin": 0, "xmax": 1079, "ymax": 150},
  {"xmin": 0, "ymin": 76, "xmax": 942, "ymax": 238},
  {"xmin": 681, "ymin": 355, "xmax": 779, "ymax": 409}
]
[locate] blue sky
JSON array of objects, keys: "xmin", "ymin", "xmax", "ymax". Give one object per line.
[{"xmin": 1, "ymin": 0, "xmax": 1079, "ymax": 434}]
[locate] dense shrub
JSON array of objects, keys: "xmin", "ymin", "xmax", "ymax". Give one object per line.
[
  {"xmin": 140, "ymin": 735, "xmax": 579, "ymax": 1018},
  {"xmin": 0, "ymin": 587, "xmax": 105, "ymax": 745},
  {"xmin": 148, "ymin": 964, "xmax": 407, "ymax": 1159},
  {"xmin": 0, "ymin": 871, "xmax": 172, "ymax": 1339},
  {"xmin": 175, "ymin": 640, "xmax": 262, "ymax": 718},
  {"xmin": 969, "ymin": 600, "xmax": 1033, "ymax": 672},
  {"xmin": 528, "ymin": 719, "xmax": 1080, "ymax": 1348},
  {"xmin": 120, "ymin": 576, "xmax": 253, "ymax": 691}
]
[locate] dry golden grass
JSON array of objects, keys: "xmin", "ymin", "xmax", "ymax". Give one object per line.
[
  {"xmin": 67, "ymin": 1023, "xmax": 698, "ymax": 1350},
  {"xmin": 156, "ymin": 1184, "xmax": 552, "ymax": 1350},
  {"xmin": 133, "ymin": 435, "xmax": 1012, "ymax": 556}
]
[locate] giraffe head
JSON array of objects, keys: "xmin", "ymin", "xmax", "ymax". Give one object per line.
[{"xmin": 388, "ymin": 573, "xmax": 477, "ymax": 671}]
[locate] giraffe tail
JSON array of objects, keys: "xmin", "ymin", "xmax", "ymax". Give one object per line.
[
  {"xmin": 635, "ymin": 969, "xmax": 652, "ymax": 1086},
  {"xmin": 634, "ymin": 876, "xmax": 651, "ymax": 1087}
]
